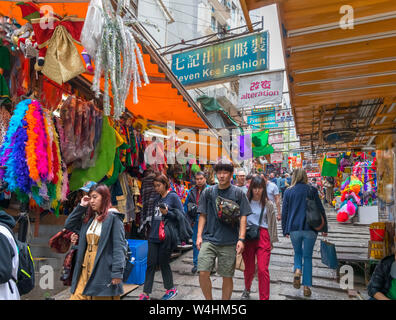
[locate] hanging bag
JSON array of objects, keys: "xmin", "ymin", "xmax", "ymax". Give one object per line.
[
  {"xmin": 60, "ymin": 248, "xmax": 77, "ymax": 286},
  {"xmin": 320, "ymin": 237, "xmax": 338, "ymax": 269},
  {"xmin": 246, "ymin": 204, "xmax": 265, "ymax": 241},
  {"xmin": 306, "ymin": 186, "xmax": 326, "ymax": 231}
]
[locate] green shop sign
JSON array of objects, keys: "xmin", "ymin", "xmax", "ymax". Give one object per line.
[{"xmin": 171, "ymin": 31, "xmax": 269, "ymax": 87}]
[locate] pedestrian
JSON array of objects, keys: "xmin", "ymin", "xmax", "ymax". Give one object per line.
[
  {"xmin": 235, "ymin": 168, "xmax": 248, "ymax": 194},
  {"xmin": 64, "ymin": 184, "xmax": 127, "ymax": 300},
  {"xmin": 263, "ymin": 174, "xmax": 282, "ymax": 221},
  {"xmin": 140, "ymin": 174, "xmax": 184, "ymax": 300},
  {"xmin": 368, "ymin": 239, "xmax": 396, "ymax": 300},
  {"xmin": 323, "ymin": 177, "xmax": 335, "ymax": 206},
  {"xmin": 269, "ymin": 172, "xmax": 277, "ymax": 184},
  {"xmin": 280, "ymin": 174, "xmax": 286, "ymax": 199},
  {"xmin": 310, "ymin": 178, "xmax": 320, "ymax": 191},
  {"xmin": 241, "ymin": 176, "xmax": 278, "ymax": 300},
  {"xmin": 196, "ymin": 160, "xmax": 252, "ymax": 300},
  {"xmin": 184, "ymin": 171, "xmax": 208, "ymax": 274},
  {"xmin": 0, "ymin": 210, "xmax": 20, "ymax": 300},
  {"xmin": 281, "ymin": 168, "xmax": 328, "ymax": 297}
]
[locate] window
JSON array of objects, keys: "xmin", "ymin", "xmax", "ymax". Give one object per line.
[
  {"xmin": 211, "ymin": 16, "xmax": 217, "ymax": 32},
  {"xmin": 231, "ymin": 3, "xmax": 236, "ymax": 21}
]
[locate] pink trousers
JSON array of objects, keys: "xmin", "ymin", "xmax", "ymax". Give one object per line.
[{"xmin": 242, "ymin": 227, "xmax": 271, "ymax": 300}]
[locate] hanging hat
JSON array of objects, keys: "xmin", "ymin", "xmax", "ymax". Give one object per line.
[{"xmin": 79, "ymin": 181, "xmax": 97, "ymax": 193}]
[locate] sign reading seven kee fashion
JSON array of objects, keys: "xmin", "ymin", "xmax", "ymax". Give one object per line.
[{"xmin": 171, "ymin": 31, "xmax": 269, "ymax": 87}]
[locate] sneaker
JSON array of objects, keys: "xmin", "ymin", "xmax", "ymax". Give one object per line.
[
  {"xmin": 139, "ymin": 293, "xmax": 149, "ymax": 300},
  {"xmin": 161, "ymin": 288, "xmax": 178, "ymax": 300},
  {"xmin": 241, "ymin": 289, "xmax": 250, "ymax": 300},
  {"xmin": 191, "ymin": 266, "xmax": 198, "ymax": 274}
]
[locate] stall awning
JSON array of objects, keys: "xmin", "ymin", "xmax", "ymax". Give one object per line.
[
  {"xmin": 1, "ymin": 1, "xmax": 210, "ymax": 129},
  {"xmin": 240, "ymin": 0, "xmax": 396, "ymax": 152}
]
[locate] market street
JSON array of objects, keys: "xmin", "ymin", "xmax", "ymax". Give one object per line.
[{"xmin": 123, "ymin": 206, "xmax": 370, "ymax": 301}]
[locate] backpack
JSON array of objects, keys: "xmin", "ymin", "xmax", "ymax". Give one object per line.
[{"xmin": 0, "ymin": 223, "xmax": 35, "ymax": 295}]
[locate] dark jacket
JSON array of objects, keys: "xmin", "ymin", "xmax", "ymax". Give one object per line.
[
  {"xmin": 0, "ymin": 210, "xmax": 16, "ymax": 284},
  {"xmin": 149, "ymin": 191, "xmax": 191, "ymax": 250},
  {"xmin": 184, "ymin": 185, "xmax": 207, "ymax": 221},
  {"xmin": 64, "ymin": 205, "xmax": 127, "ymax": 297},
  {"xmin": 282, "ymin": 183, "xmax": 328, "ymax": 236},
  {"xmin": 368, "ymin": 255, "xmax": 395, "ymax": 298}
]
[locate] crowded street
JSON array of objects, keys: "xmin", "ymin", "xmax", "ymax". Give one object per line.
[{"xmin": 0, "ymin": 0, "xmax": 395, "ymax": 309}]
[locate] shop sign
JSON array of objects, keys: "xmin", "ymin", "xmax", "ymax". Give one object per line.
[
  {"xmin": 275, "ymin": 110, "xmax": 293, "ymax": 123},
  {"xmin": 271, "ymin": 152, "xmax": 283, "ymax": 163},
  {"xmin": 238, "ymin": 71, "xmax": 284, "ymax": 108},
  {"xmin": 247, "ymin": 106, "xmax": 278, "ymax": 129},
  {"xmin": 307, "ymin": 172, "xmax": 321, "ymax": 178},
  {"xmin": 171, "ymin": 31, "xmax": 269, "ymax": 87},
  {"xmin": 269, "ymin": 133, "xmax": 283, "ymax": 151}
]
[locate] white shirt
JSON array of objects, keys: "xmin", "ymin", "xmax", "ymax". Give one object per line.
[
  {"xmin": 247, "ymin": 200, "xmax": 268, "ymax": 229},
  {"xmin": 266, "ymin": 181, "xmax": 280, "ymax": 203},
  {"xmin": 87, "ymin": 215, "xmax": 102, "ymax": 237}
]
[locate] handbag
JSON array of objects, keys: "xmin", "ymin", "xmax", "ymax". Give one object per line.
[
  {"xmin": 320, "ymin": 238, "xmax": 338, "ymax": 269},
  {"xmin": 60, "ymin": 248, "xmax": 77, "ymax": 286},
  {"xmin": 235, "ymin": 252, "xmax": 245, "ymax": 272},
  {"xmin": 159, "ymin": 220, "xmax": 166, "ymax": 241},
  {"xmin": 187, "ymin": 202, "xmax": 198, "ymax": 223},
  {"xmin": 306, "ymin": 186, "xmax": 326, "ymax": 231},
  {"xmin": 123, "ymin": 244, "xmax": 134, "ymax": 282},
  {"xmin": 246, "ymin": 204, "xmax": 265, "ymax": 241},
  {"xmin": 49, "ymin": 229, "xmax": 74, "ymax": 254}
]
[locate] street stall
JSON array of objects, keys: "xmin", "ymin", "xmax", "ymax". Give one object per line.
[{"xmin": 0, "ymin": 1, "xmax": 218, "ymax": 296}]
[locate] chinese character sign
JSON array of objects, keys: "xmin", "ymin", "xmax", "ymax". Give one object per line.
[
  {"xmin": 238, "ymin": 71, "xmax": 284, "ymax": 108},
  {"xmin": 171, "ymin": 31, "xmax": 269, "ymax": 87},
  {"xmin": 275, "ymin": 110, "xmax": 293, "ymax": 123}
]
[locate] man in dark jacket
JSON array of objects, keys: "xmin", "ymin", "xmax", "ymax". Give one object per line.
[
  {"xmin": 368, "ymin": 242, "xmax": 396, "ymax": 300},
  {"xmin": 184, "ymin": 171, "xmax": 207, "ymax": 274}
]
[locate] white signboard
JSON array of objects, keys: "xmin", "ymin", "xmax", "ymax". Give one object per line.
[
  {"xmin": 275, "ymin": 110, "xmax": 293, "ymax": 123},
  {"xmin": 271, "ymin": 152, "xmax": 283, "ymax": 163},
  {"xmin": 238, "ymin": 71, "xmax": 284, "ymax": 108},
  {"xmin": 269, "ymin": 133, "xmax": 284, "ymax": 151}
]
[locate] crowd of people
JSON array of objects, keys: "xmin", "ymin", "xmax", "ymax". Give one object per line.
[{"xmin": 1, "ymin": 159, "xmax": 395, "ymax": 301}]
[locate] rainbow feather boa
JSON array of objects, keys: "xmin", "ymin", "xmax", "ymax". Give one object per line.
[{"xmin": 0, "ymin": 99, "xmax": 68, "ymax": 211}]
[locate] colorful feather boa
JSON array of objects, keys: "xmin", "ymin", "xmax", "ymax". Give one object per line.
[
  {"xmin": 25, "ymin": 101, "xmax": 40, "ymax": 182},
  {"xmin": 0, "ymin": 99, "xmax": 31, "ymax": 179},
  {"xmin": 1, "ymin": 99, "xmax": 68, "ymax": 210}
]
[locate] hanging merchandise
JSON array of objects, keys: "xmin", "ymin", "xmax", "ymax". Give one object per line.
[
  {"xmin": 68, "ymin": 115, "xmax": 116, "ymax": 191},
  {"xmin": 321, "ymin": 155, "xmax": 338, "ymax": 177},
  {"xmin": 0, "ymin": 99, "xmax": 66, "ymax": 215},
  {"xmin": 82, "ymin": 0, "xmax": 149, "ymax": 119},
  {"xmin": 31, "ymin": 16, "xmax": 86, "ymax": 84},
  {"xmin": 58, "ymin": 95, "xmax": 102, "ymax": 169},
  {"xmin": 0, "ymin": 107, "xmax": 11, "ymax": 145}
]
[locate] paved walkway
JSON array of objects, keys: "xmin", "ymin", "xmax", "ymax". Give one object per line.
[
  {"xmin": 125, "ymin": 206, "xmax": 371, "ymax": 300},
  {"xmin": 51, "ymin": 207, "xmax": 371, "ymax": 300}
]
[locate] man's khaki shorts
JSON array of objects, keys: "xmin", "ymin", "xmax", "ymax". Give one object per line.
[{"xmin": 197, "ymin": 241, "xmax": 236, "ymax": 278}]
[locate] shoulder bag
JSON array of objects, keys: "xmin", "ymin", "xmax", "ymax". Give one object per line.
[
  {"xmin": 212, "ymin": 185, "xmax": 241, "ymax": 227},
  {"xmin": 306, "ymin": 186, "xmax": 325, "ymax": 231},
  {"xmin": 245, "ymin": 204, "xmax": 265, "ymax": 241}
]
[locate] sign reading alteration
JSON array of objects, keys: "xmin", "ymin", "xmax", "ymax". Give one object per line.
[{"xmin": 171, "ymin": 31, "xmax": 269, "ymax": 87}]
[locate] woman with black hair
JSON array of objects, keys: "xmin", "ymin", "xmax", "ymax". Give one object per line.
[{"xmin": 241, "ymin": 176, "xmax": 278, "ymax": 300}]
